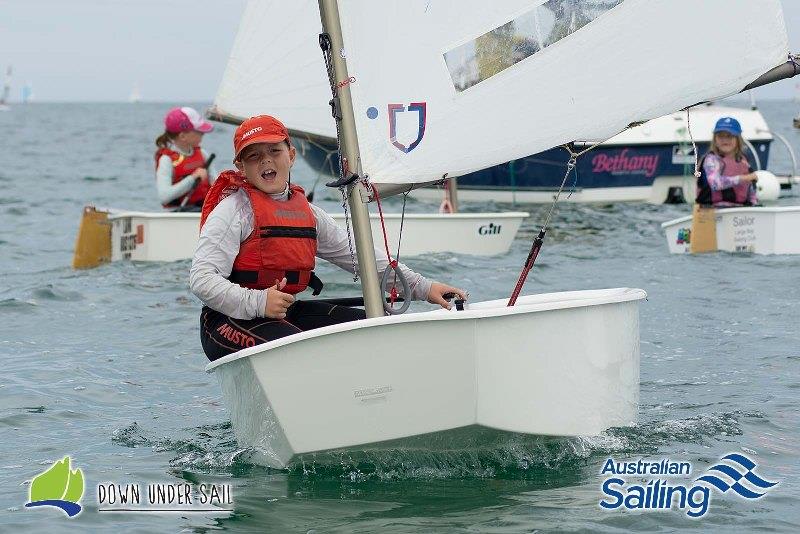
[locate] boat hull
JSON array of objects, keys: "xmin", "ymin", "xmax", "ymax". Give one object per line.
[
  {"xmin": 661, "ymin": 206, "xmax": 800, "ymax": 255},
  {"xmin": 106, "ymin": 211, "xmax": 528, "ymax": 262},
  {"xmin": 207, "ymin": 288, "xmax": 645, "ymax": 469},
  {"xmin": 110, "ymin": 212, "xmax": 200, "ymax": 262}
]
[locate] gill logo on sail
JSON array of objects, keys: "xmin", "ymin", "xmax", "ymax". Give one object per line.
[{"xmin": 386, "ymin": 102, "xmax": 427, "ymax": 153}]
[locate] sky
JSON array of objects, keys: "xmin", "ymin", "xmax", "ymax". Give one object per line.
[{"xmin": 1, "ymin": 0, "xmax": 799, "ymax": 103}]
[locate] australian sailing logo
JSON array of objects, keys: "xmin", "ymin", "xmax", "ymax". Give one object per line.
[
  {"xmin": 25, "ymin": 456, "xmax": 85, "ymax": 517},
  {"xmin": 386, "ymin": 102, "xmax": 427, "ymax": 153},
  {"xmin": 599, "ymin": 453, "xmax": 778, "ymax": 518}
]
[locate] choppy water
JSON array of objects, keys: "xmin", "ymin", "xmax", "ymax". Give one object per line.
[{"xmin": 1, "ymin": 102, "xmax": 799, "ymax": 532}]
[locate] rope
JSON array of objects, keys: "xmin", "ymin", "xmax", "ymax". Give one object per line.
[
  {"xmin": 391, "ymin": 192, "xmax": 409, "ymax": 291},
  {"xmin": 319, "ymin": 32, "xmax": 358, "ymax": 281},
  {"xmin": 507, "ymin": 137, "xmax": 607, "ymax": 307},
  {"xmin": 686, "ymin": 108, "xmax": 701, "ymax": 179},
  {"xmin": 339, "ymin": 186, "xmax": 358, "ymax": 281},
  {"xmin": 540, "ymin": 139, "xmax": 604, "ymax": 229},
  {"xmin": 396, "ymin": 192, "xmax": 408, "ymax": 263},
  {"xmin": 439, "ymin": 179, "xmax": 454, "ymax": 213},
  {"xmin": 369, "ymin": 184, "xmax": 395, "ymax": 265},
  {"xmin": 369, "ymin": 183, "xmax": 400, "ymax": 304},
  {"xmin": 789, "ymin": 53, "xmax": 800, "ymax": 75}
]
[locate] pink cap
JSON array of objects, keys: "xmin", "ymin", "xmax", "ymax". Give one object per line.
[{"xmin": 164, "ymin": 107, "xmax": 214, "ymax": 134}]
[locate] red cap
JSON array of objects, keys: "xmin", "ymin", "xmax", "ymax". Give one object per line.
[
  {"xmin": 233, "ymin": 115, "xmax": 290, "ymax": 160},
  {"xmin": 164, "ymin": 107, "xmax": 214, "ymax": 134}
]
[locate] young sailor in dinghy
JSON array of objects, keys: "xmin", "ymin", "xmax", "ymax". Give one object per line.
[
  {"xmin": 695, "ymin": 117, "xmax": 758, "ymax": 207},
  {"xmin": 190, "ymin": 115, "xmax": 466, "ymax": 361},
  {"xmin": 155, "ymin": 107, "xmax": 218, "ymax": 211}
]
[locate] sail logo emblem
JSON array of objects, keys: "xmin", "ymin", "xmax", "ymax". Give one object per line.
[
  {"xmin": 25, "ymin": 456, "xmax": 85, "ymax": 517},
  {"xmin": 385, "ymin": 102, "xmax": 427, "ymax": 153},
  {"xmin": 695, "ymin": 453, "xmax": 778, "ymax": 499}
]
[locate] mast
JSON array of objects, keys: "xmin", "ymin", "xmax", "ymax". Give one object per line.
[{"xmin": 317, "ymin": 0, "xmax": 384, "ymax": 318}]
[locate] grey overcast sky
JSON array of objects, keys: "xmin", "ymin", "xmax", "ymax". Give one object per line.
[{"xmin": 1, "ymin": 0, "xmax": 799, "ymax": 102}]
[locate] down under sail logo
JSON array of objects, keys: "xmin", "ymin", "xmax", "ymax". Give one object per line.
[
  {"xmin": 25, "ymin": 456, "xmax": 85, "ymax": 517},
  {"xmin": 599, "ymin": 452, "xmax": 778, "ymax": 518},
  {"xmin": 367, "ymin": 102, "xmax": 427, "ymax": 153}
]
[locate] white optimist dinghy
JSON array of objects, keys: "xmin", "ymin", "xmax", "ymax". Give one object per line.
[
  {"xmin": 662, "ymin": 206, "xmax": 800, "ymax": 255},
  {"xmin": 206, "ymin": 0, "xmax": 794, "ymax": 468},
  {"xmin": 72, "ymin": 208, "xmax": 524, "ymax": 267}
]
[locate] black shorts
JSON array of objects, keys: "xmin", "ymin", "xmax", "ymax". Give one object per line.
[{"xmin": 200, "ymin": 300, "xmax": 366, "ymax": 361}]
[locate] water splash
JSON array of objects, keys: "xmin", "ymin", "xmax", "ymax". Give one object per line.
[{"xmin": 111, "ymin": 410, "xmax": 760, "ymax": 482}]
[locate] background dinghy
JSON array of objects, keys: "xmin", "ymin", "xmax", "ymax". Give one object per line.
[
  {"xmin": 72, "ymin": 208, "xmax": 528, "ymax": 268},
  {"xmin": 662, "ymin": 206, "xmax": 800, "ymax": 255}
]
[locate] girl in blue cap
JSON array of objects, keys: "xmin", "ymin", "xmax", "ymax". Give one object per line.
[{"xmin": 695, "ymin": 116, "xmax": 758, "ymax": 207}]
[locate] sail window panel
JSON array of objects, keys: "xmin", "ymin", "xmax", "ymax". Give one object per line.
[{"xmin": 444, "ymin": 0, "xmax": 624, "ymax": 92}]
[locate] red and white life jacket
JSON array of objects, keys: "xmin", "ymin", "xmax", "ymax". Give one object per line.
[
  {"xmin": 201, "ymin": 171, "xmax": 319, "ymax": 295},
  {"xmin": 155, "ymin": 147, "xmax": 210, "ymax": 208}
]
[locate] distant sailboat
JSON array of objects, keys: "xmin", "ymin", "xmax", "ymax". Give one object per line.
[
  {"xmin": 21, "ymin": 82, "xmax": 33, "ymax": 104},
  {"xmin": 0, "ymin": 66, "xmax": 11, "ymax": 111},
  {"xmin": 129, "ymin": 83, "xmax": 142, "ymax": 103}
]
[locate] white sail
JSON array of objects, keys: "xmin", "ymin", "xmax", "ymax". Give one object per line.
[
  {"xmin": 129, "ymin": 83, "xmax": 142, "ymax": 103},
  {"xmin": 336, "ymin": 0, "xmax": 788, "ymax": 185},
  {"xmin": 212, "ymin": 0, "xmax": 333, "ymax": 138}
]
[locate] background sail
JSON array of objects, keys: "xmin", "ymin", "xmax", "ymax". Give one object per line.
[
  {"xmin": 212, "ymin": 0, "xmax": 333, "ymax": 138},
  {"xmin": 337, "ymin": 0, "xmax": 789, "ymax": 185}
]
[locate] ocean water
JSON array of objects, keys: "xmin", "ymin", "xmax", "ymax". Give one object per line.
[{"xmin": 1, "ymin": 101, "xmax": 799, "ymax": 532}]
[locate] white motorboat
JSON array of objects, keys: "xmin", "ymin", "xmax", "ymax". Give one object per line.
[
  {"xmin": 203, "ymin": 0, "xmax": 793, "ymax": 468},
  {"xmin": 662, "ymin": 206, "xmax": 800, "ymax": 255},
  {"xmin": 72, "ymin": 207, "xmax": 527, "ymax": 267}
]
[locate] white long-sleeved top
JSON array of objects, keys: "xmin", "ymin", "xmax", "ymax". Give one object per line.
[
  {"xmin": 189, "ymin": 187, "xmax": 432, "ymax": 320},
  {"xmin": 155, "ymin": 144, "xmax": 218, "ymax": 205}
]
